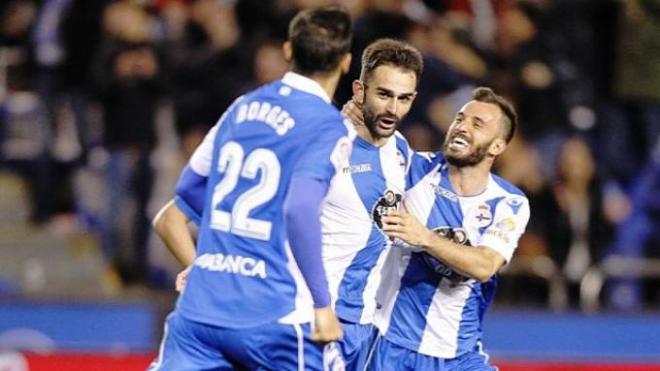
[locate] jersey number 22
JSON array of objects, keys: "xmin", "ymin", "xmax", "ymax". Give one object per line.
[{"xmin": 210, "ymin": 141, "xmax": 280, "ymax": 241}]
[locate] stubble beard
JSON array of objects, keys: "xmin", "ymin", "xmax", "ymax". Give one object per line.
[{"xmin": 443, "ymin": 137, "xmax": 491, "ymax": 167}]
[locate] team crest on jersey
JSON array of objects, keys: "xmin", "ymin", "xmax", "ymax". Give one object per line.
[
  {"xmin": 473, "ymin": 204, "xmax": 492, "ymax": 227},
  {"xmin": 372, "ymin": 190, "xmax": 402, "ymax": 228}
]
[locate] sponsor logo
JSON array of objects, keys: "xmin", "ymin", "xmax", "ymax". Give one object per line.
[
  {"xmin": 495, "ymin": 218, "xmax": 516, "ymax": 232},
  {"xmin": 506, "ymin": 198, "xmax": 524, "ymax": 215},
  {"xmin": 343, "ymin": 163, "xmax": 372, "ymax": 174},
  {"xmin": 195, "ymin": 253, "xmax": 267, "ymax": 278},
  {"xmin": 422, "ymin": 227, "xmax": 471, "ymax": 284},
  {"xmin": 430, "ymin": 183, "xmax": 458, "ymax": 202},
  {"xmin": 484, "ymin": 229, "xmax": 510, "ymax": 243}
]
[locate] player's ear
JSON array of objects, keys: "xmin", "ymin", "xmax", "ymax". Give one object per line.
[
  {"xmin": 282, "ymin": 41, "xmax": 293, "ymax": 63},
  {"xmin": 352, "ymin": 79, "xmax": 365, "ymax": 104},
  {"xmin": 488, "ymin": 138, "xmax": 507, "ymax": 157}
]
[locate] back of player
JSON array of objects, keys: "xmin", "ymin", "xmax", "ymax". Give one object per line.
[
  {"xmin": 178, "ymin": 72, "xmax": 352, "ymax": 328},
  {"xmin": 149, "ymin": 6, "xmax": 353, "ymax": 371}
]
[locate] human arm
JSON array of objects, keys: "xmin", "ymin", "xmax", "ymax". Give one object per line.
[
  {"xmin": 284, "ymin": 176, "xmax": 342, "ymax": 343},
  {"xmin": 153, "ymin": 199, "xmax": 196, "ymax": 267},
  {"xmin": 382, "ymin": 209, "xmax": 505, "ymax": 282},
  {"xmin": 283, "ymin": 122, "xmax": 353, "ymax": 344}
]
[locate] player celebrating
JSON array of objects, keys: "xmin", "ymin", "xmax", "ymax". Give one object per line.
[
  {"xmin": 321, "ymin": 38, "xmax": 421, "ymax": 370},
  {"xmin": 155, "ymin": 38, "xmax": 423, "ymax": 371},
  {"xmin": 149, "ymin": 6, "xmax": 354, "ymax": 370},
  {"xmin": 371, "ymin": 87, "xmax": 530, "ymax": 370}
]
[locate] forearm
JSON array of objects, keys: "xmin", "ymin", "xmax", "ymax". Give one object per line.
[
  {"xmin": 153, "ymin": 200, "xmax": 196, "ymax": 266},
  {"xmin": 284, "ymin": 177, "xmax": 331, "ymax": 308},
  {"xmin": 420, "ymin": 230, "xmax": 502, "ymax": 282}
]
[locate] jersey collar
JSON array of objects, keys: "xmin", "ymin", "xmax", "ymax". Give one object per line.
[{"xmin": 282, "ymin": 72, "xmax": 332, "ymax": 104}]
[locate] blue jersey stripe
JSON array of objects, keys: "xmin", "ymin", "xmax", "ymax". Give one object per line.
[
  {"xmin": 335, "ymin": 226, "xmax": 385, "ymax": 321},
  {"xmin": 456, "ymin": 277, "xmax": 498, "ymax": 354},
  {"xmin": 386, "ymin": 253, "xmax": 443, "ymax": 349}
]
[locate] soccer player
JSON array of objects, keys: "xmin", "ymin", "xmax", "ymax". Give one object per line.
[
  {"xmin": 148, "ymin": 6, "xmax": 354, "ymax": 370},
  {"xmin": 321, "ymin": 38, "xmax": 421, "ymax": 370},
  {"xmin": 371, "ymin": 87, "xmax": 530, "ymax": 370},
  {"xmin": 155, "ymin": 38, "xmax": 424, "ymax": 371}
]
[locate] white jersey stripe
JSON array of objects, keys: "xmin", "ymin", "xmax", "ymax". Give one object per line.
[{"xmin": 419, "ymin": 279, "xmax": 474, "ymax": 357}]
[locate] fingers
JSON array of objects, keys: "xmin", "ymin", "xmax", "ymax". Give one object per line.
[
  {"xmin": 381, "ymin": 214, "xmax": 404, "ymax": 226},
  {"xmin": 312, "ymin": 328, "xmax": 343, "ymax": 344},
  {"xmin": 311, "ymin": 329, "xmax": 343, "ymax": 344},
  {"xmin": 341, "ymin": 100, "xmax": 365, "ymax": 126},
  {"xmin": 175, "ymin": 267, "xmax": 191, "ymax": 292}
]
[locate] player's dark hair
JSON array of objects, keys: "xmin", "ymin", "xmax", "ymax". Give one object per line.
[
  {"xmin": 472, "ymin": 87, "xmax": 517, "ymax": 143},
  {"xmin": 288, "ymin": 6, "xmax": 352, "ymax": 75},
  {"xmin": 359, "ymin": 38, "xmax": 423, "ymax": 85}
]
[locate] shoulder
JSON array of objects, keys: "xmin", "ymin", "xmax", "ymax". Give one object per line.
[
  {"xmin": 491, "ymin": 173, "xmax": 527, "ymax": 198},
  {"xmin": 393, "ymin": 131, "xmax": 413, "ymax": 156}
]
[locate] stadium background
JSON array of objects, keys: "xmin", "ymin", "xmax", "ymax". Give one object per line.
[{"xmin": 1, "ymin": 0, "xmax": 659, "ymax": 369}]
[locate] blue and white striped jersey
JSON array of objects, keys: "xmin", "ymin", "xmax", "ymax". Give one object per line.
[
  {"xmin": 175, "ymin": 72, "xmax": 355, "ymax": 329},
  {"xmin": 374, "ymin": 153, "xmax": 530, "ymax": 358},
  {"xmin": 322, "ymin": 132, "xmax": 412, "ymax": 325}
]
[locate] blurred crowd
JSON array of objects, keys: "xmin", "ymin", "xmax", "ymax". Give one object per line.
[{"xmin": 1, "ymin": 0, "xmax": 659, "ymax": 311}]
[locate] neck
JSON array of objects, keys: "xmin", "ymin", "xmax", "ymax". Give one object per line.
[
  {"xmin": 304, "ymin": 69, "xmax": 341, "ymax": 102},
  {"xmin": 447, "ymin": 160, "xmax": 492, "ymax": 196},
  {"xmin": 354, "ymin": 125, "xmax": 388, "ymax": 147}
]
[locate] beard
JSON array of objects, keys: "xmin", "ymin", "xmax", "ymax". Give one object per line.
[
  {"xmin": 362, "ymin": 103, "xmax": 400, "ymax": 140},
  {"xmin": 443, "ymin": 136, "xmax": 492, "ymax": 167}
]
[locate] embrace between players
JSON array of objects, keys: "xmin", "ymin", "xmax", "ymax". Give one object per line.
[{"xmin": 148, "ymin": 5, "xmax": 529, "ymax": 371}]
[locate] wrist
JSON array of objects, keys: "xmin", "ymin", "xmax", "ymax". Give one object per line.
[{"xmin": 420, "ymin": 228, "xmax": 436, "ymax": 248}]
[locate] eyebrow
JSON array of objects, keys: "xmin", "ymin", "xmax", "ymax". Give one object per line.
[{"xmin": 375, "ymin": 87, "xmax": 415, "ymax": 99}]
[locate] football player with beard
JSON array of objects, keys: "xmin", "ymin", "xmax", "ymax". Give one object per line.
[
  {"xmin": 318, "ymin": 38, "xmax": 421, "ymax": 371},
  {"xmin": 151, "ymin": 38, "xmax": 424, "ymax": 371},
  {"xmin": 357, "ymin": 87, "xmax": 530, "ymax": 371}
]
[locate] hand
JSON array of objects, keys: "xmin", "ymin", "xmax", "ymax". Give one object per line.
[
  {"xmin": 341, "ymin": 99, "xmax": 365, "ymax": 127},
  {"xmin": 381, "ymin": 209, "xmax": 433, "ymax": 247},
  {"xmin": 311, "ymin": 306, "xmax": 343, "ymax": 344},
  {"xmin": 175, "ymin": 265, "xmax": 192, "ymax": 292}
]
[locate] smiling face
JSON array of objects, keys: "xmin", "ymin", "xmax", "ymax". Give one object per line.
[
  {"xmin": 354, "ymin": 64, "xmax": 417, "ymax": 145},
  {"xmin": 443, "ymin": 100, "xmax": 507, "ymax": 167}
]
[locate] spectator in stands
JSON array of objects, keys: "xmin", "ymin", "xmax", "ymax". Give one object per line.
[{"xmin": 92, "ymin": 1, "xmax": 166, "ymax": 284}]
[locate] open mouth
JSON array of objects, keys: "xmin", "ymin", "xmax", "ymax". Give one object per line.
[
  {"xmin": 447, "ymin": 136, "xmax": 470, "ymax": 151},
  {"xmin": 378, "ymin": 116, "xmax": 398, "ymax": 130}
]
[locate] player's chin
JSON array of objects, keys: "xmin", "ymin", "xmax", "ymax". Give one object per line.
[{"xmin": 377, "ymin": 127, "xmax": 397, "ymax": 138}]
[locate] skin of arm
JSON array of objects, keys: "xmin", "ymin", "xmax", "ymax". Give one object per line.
[
  {"xmin": 152, "ymin": 199, "xmax": 196, "ymax": 267},
  {"xmin": 382, "ymin": 209, "xmax": 506, "ymax": 283}
]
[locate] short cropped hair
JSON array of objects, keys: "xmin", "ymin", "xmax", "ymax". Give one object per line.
[
  {"xmin": 288, "ymin": 6, "xmax": 352, "ymax": 75},
  {"xmin": 359, "ymin": 38, "xmax": 423, "ymax": 85},
  {"xmin": 472, "ymin": 87, "xmax": 517, "ymax": 143}
]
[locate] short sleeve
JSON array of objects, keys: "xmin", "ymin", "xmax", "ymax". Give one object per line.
[{"xmin": 478, "ymin": 196, "xmax": 530, "ymax": 262}]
